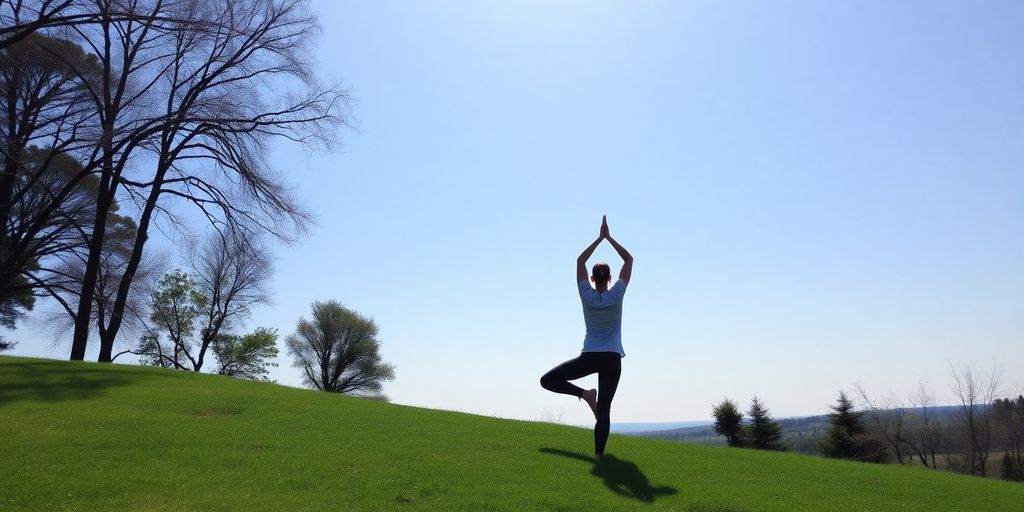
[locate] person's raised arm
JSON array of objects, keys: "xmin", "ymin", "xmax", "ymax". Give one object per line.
[
  {"xmin": 606, "ymin": 233, "xmax": 633, "ymax": 284},
  {"xmin": 577, "ymin": 237, "xmax": 603, "ymax": 282},
  {"xmin": 577, "ymin": 217, "xmax": 606, "ymax": 282}
]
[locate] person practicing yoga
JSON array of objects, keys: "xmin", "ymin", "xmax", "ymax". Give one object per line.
[{"xmin": 540, "ymin": 215, "xmax": 633, "ymax": 458}]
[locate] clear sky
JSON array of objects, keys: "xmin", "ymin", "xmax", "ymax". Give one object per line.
[{"xmin": 9, "ymin": 0, "xmax": 1024, "ymax": 424}]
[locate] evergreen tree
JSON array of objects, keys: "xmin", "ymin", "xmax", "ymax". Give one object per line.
[
  {"xmin": 817, "ymin": 391, "xmax": 889, "ymax": 463},
  {"xmin": 994, "ymin": 395, "xmax": 1024, "ymax": 481},
  {"xmin": 820, "ymin": 391, "xmax": 865, "ymax": 459},
  {"xmin": 746, "ymin": 396, "xmax": 785, "ymax": 451},
  {"xmin": 712, "ymin": 399, "xmax": 745, "ymax": 447}
]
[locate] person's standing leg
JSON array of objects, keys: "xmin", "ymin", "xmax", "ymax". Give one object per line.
[
  {"xmin": 540, "ymin": 355, "xmax": 597, "ymax": 398},
  {"xmin": 594, "ymin": 353, "xmax": 622, "ymax": 456}
]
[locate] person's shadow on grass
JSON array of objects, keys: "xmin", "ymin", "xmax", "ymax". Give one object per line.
[{"xmin": 539, "ymin": 447, "xmax": 678, "ymax": 503}]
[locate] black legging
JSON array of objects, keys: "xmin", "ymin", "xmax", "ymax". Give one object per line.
[{"xmin": 540, "ymin": 351, "xmax": 621, "ymax": 455}]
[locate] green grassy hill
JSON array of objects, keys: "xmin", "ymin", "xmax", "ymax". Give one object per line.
[{"xmin": 2, "ymin": 356, "xmax": 1021, "ymax": 511}]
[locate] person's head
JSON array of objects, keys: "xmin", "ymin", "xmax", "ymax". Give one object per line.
[{"xmin": 591, "ymin": 262, "xmax": 612, "ymax": 287}]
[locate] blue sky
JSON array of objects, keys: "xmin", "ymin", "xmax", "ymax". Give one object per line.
[{"xmin": 10, "ymin": 1, "xmax": 1024, "ymax": 424}]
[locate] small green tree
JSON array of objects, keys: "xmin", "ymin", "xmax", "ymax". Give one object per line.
[
  {"xmin": 712, "ymin": 398, "xmax": 745, "ymax": 447},
  {"xmin": 124, "ymin": 234, "xmax": 272, "ymax": 370},
  {"xmin": 140, "ymin": 270, "xmax": 207, "ymax": 369},
  {"xmin": 213, "ymin": 327, "xmax": 279, "ymax": 381},
  {"xmin": 820, "ymin": 391, "xmax": 865, "ymax": 459},
  {"xmin": 746, "ymin": 396, "xmax": 785, "ymax": 451}
]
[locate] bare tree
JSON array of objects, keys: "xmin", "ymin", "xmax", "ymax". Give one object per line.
[
  {"xmin": 0, "ymin": 1, "xmax": 74, "ymax": 49},
  {"xmin": 0, "ymin": 1, "xmax": 191, "ymax": 50},
  {"xmin": 188, "ymin": 233, "xmax": 271, "ymax": 370},
  {"xmin": 123, "ymin": 233, "xmax": 270, "ymax": 371},
  {"xmin": 854, "ymin": 385, "xmax": 907, "ymax": 464},
  {"xmin": 286, "ymin": 300, "xmax": 394, "ymax": 399},
  {"xmin": 4, "ymin": 1, "xmax": 348, "ymax": 363},
  {"xmin": 903, "ymin": 382, "xmax": 943, "ymax": 469},
  {"xmin": 41, "ymin": 209, "xmax": 163, "ymax": 355},
  {"xmin": 950, "ymin": 364, "xmax": 1002, "ymax": 477},
  {"xmin": 58, "ymin": 0, "xmax": 348, "ymax": 362}
]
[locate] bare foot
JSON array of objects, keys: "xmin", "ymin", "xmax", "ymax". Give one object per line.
[{"xmin": 580, "ymin": 388, "xmax": 598, "ymax": 419}]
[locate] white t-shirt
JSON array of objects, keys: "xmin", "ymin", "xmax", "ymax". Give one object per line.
[{"xmin": 578, "ymin": 278, "xmax": 627, "ymax": 357}]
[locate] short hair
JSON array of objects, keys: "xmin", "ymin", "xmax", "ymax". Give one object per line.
[{"xmin": 592, "ymin": 262, "xmax": 611, "ymax": 284}]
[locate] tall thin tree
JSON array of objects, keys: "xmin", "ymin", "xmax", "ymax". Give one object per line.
[{"xmin": 951, "ymin": 364, "xmax": 1001, "ymax": 477}]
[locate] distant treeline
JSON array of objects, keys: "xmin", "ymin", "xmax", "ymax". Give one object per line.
[
  {"xmin": 639, "ymin": 405, "xmax": 961, "ymax": 453},
  {"xmin": 639, "ymin": 368, "xmax": 1024, "ymax": 483}
]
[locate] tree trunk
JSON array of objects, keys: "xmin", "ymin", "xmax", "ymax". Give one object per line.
[
  {"xmin": 0, "ymin": 69, "xmax": 24, "ymax": 304},
  {"xmin": 96, "ymin": 156, "xmax": 169, "ymax": 362},
  {"xmin": 0, "ymin": 72, "xmax": 20, "ymax": 249},
  {"xmin": 194, "ymin": 338, "xmax": 209, "ymax": 372},
  {"xmin": 70, "ymin": 171, "xmax": 112, "ymax": 360},
  {"xmin": 0, "ymin": 149, "xmax": 21, "ymax": 297},
  {"xmin": 97, "ymin": 328, "xmax": 116, "ymax": 362},
  {"xmin": 80, "ymin": 13, "xmax": 119, "ymax": 362}
]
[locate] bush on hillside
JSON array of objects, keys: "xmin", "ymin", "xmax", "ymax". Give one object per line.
[{"xmin": 286, "ymin": 300, "xmax": 395, "ymax": 399}]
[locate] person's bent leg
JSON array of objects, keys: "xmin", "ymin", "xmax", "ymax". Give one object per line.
[
  {"xmin": 540, "ymin": 355, "xmax": 595, "ymax": 397},
  {"xmin": 594, "ymin": 354, "xmax": 622, "ymax": 456}
]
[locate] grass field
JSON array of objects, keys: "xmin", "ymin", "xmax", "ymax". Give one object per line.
[{"xmin": 2, "ymin": 356, "xmax": 1022, "ymax": 511}]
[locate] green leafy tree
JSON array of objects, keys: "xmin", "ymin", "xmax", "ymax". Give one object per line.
[
  {"xmin": 213, "ymin": 327, "xmax": 279, "ymax": 381},
  {"xmin": 0, "ymin": 277, "xmax": 33, "ymax": 329},
  {"xmin": 1, "ymin": 33, "xmax": 100, "ymax": 330},
  {"xmin": 745, "ymin": 396, "xmax": 785, "ymax": 451},
  {"xmin": 286, "ymin": 301, "xmax": 395, "ymax": 399},
  {"xmin": 712, "ymin": 398, "xmax": 745, "ymax": 447},
  {"xmin": 141, "ymin": 270, "xmax": 207, "ymax": 369},
  {"xmin": 188, "ymin": 234, "xmax": 272, "ymax": 371},
  {"xmin": 133, "ymin": 333, "xmax": 165, "ymax": 368},
  {"xmin": 122, "ymin": 234, "xmax": 271, "ymax": 370}
]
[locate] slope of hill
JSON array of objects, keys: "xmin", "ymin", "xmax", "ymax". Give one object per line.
[{"xmin": 2, "ymin": 356, "xmax": 1022, "ymax": 511}]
